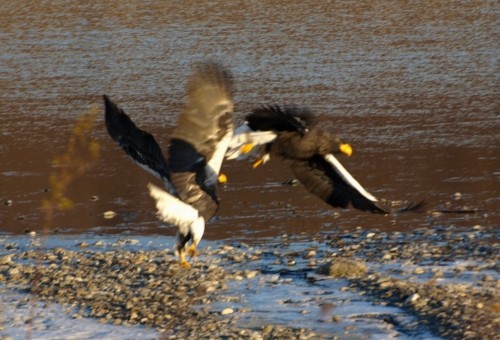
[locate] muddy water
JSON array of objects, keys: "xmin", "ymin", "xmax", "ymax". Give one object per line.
[{"xmin": 1, "ymin": 1, "xmax": 498, "ymax": 238}]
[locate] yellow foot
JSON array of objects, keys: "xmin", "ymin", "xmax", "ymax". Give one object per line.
[
  {"xmin": 218, "ymin": 173, "xmax": 228, "ymax": 184},
  {"xmin": 187, "ymin": 244, "xmax": 199, "ymax": 258},
  {"xmin": 240, "ymin": 143, "xmax": 254, "ymax": 154},
  {"xmin": 179, "ymin": 249, "xmax": 191, "ymax": 268},
  {"xmin": 252, "ymin": 158, "xmax": 264, "ymax": 168}
]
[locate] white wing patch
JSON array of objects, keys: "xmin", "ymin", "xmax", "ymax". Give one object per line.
[
  {"xmin": 324, "ymin": 154, "xmax": 379, "ymax": 202},
  {"xmin": 147, "ymin": 183, "xmax": 200, "ymax": 236}
]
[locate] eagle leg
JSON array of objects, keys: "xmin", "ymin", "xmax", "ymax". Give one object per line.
[
  {"xmin": 179, "ymin": 248, "xmax": 191, "ymax": 269},
  {"xmin": 187, "ymin": 243, "xmax": 199, "ymax": 258}
]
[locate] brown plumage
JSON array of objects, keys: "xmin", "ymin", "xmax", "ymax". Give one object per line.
[
  {"xmin": 245, "ymin": 105, "xmax": 422, "ymax": 214},
  {"xmin": 104, "ymin": 62, "xmax": 234, "ymax": 267}
]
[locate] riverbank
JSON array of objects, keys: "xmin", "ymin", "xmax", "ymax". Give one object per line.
[{"xmin": 0, "ymin": 225, "xmax": 498, "ymax": 339}]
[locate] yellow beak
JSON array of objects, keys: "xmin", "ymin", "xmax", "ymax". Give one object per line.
[{"xmin": 340, "ymin": 143, "xmax": 353, "ymax": 157}]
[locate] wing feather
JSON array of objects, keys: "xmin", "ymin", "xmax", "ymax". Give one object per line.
[
  {"xmin": 103, "ymin": 95, "xmax": 172, "ymax": 190},
  {"xmin": 167, "ymin": 63, "xmax": 234, "ymax": 220},
  {"xmin": 247, "ymin": 106, "xmax": 312, "ymax": 133},
  {"xmin": 290, "ymin": 155, "xmax": 389, "ymax": 214},
  {"xmin": 324, "ymin": 154, "xmax": 378, "ymax": 202},
  {"xmin": 171, "ymin": 62, "xmax": 234, "ymax": 163}
]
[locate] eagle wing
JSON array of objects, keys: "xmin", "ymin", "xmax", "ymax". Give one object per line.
[
  {"xmin": 103, "ymin": 95, "xmax": 173, "ymax": 192},
  {"xmin": 170, "ymin": 62, "xmax": 234, "ymax": 173},
  {"xmin": 290, "ymin": 154, "xmax": 389, "ymax": 214},
  {"xmin": 168, "ymin": 63, "xmax": 234, "ymax": 220}
]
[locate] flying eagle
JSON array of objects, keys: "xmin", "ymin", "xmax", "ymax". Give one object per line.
[
  {"xmin": 227, "ymin": 105, "xmax": 422, "ymax": 214},
  {"xmin": 103, "ymin": 62, "xmax": 234, "ymax": 268}
]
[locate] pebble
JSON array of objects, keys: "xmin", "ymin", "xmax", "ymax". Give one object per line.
[
  {"xmin": 0, "ymin": 224, "xmax": 498, "ymax": 340},
  {"xmin": 304, "ymin": 250, "xmax": 316, "ymax": 259},
  {"xmin": 246, "ymin": 270, "xmax": 258, "ymax": 279},
  {"xmin": 413, "ymin": 267, "xmax": 425, "ymax": 275},
  {"xmin": 0, "ymin": 255, "xmax": 12, "ymax": 265},
  {"xmin": 262, "ymin": 325, "xmax": 273, "ymax": 334},
  {"xmin": 221, "ymin": 308, "xmax": 234, "ymax": 315},
  {"xmin": 407, "ymin": 293, "xmax": 420, "ymax": 303},
  {"xmin": 102, "ymin": 211, "xmax": 117, "ymax": 219}
]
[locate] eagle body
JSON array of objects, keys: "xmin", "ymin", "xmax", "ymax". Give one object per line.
[
  {"xmin": 104, "ymin": 62, "xmax": 234, "ymax": 267},
  {"xmin": 239, "ymin": 105, "xmax": 391, "ymax": 214}
]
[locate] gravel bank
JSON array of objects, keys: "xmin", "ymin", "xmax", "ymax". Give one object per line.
[
  {"xmin": 0, "ymin": 242, "xmax": 315, "ymax": 339},
  {"xmin": 0, "ymin": 225, "xmax": 498, "ymax": 339}
]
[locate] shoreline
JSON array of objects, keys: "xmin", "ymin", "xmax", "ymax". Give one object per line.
[{"xmin": 1, "ymin": 225, "xmax": 498, "ymax": 339}]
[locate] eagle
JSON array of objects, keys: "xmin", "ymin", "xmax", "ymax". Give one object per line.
[
  {"xmin": 227, "ymin": 105, "xmax": 422, "ymax": 214},
  {"xmin": 103, "ymin": 62, "xmax": 234, "ymax": 268}
]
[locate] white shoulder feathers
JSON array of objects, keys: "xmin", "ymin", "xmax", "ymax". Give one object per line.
[{"xmin": 324, "ymin": 154, "xmax": 379, "ymax": 202}]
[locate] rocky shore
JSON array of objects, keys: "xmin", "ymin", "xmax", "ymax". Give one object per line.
[
  {"xmin": 0, "ymin": 241, "xmax": 315, "ymax": 339},
  {"xmin": 0, "ymin": 225, "xmax": 498, "ymax": 339}
]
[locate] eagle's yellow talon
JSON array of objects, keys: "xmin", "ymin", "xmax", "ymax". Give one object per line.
[
  {"xmin": 240, "ymin": 143, "xmax": 254, "ymax": 154},
  {"xmin": 252, "ymin": 158, "xmax": 264, "ymax": 168},
  {"xmin": 187, "ymin": 243, "xmax": 199, "ymax": 257},
  {"xmin": 179, "ymin": 249, "xmax": 191, "ymax": 268},
  {"xmin": 180, "ymin": 260, "xmax": 191, "ymax": 269},
  {"xmin": 218, "ymin": 173, "xmax": 228, "ymax": 184}
]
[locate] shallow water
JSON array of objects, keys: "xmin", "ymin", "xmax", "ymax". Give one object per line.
[
  {"xmin": 2, "ymin": 233, "xmax": 496, "ymax": 338},
  {"xmin": 0, "ymin": 234, "xmax": 450, "ymax": 339},
  {"xmin": 1, "ymin": 1, "xmax": 498, "ymax": 238},
  {"xmin": 2, "ymin": 5, "xmax": 497, "ymax": 335}
]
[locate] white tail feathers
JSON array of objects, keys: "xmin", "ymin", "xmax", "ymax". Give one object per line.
[
  {"xmin": 324, "ymin": 154, "xmax": 379, "ymax": 202},
  {"xmin": 226, "ymin": 124, "xmax": 277, "ymax": 160},
  {"xmin": 147, "ymin": 183, "xmax": 201, "ymax": 236}
]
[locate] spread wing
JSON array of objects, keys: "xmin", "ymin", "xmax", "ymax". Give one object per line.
[
  {"xmin": 242, "ymin": 105, "xmax": 390, "ymax": 214},
  {"xmin": 147, "ymin": 183, "xmax": 201, "ymax": 234},
  {"xmin": 247, "ymin": 105, "xmax": 312, "ymax": 133},
  {"xmin": 290, "ymin": 154, "xmax": 389, "ymax": 214},
  {"xmin": 167, "ymin": 62, "xmax": 234, "ymax": 220},
  {"xmin": 103, "ymin": 95, "xmax": 173, "ymax": 191},
  {"xmin": 170, "ymin": 62, "xmax": 234, "ymax": 174}
]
